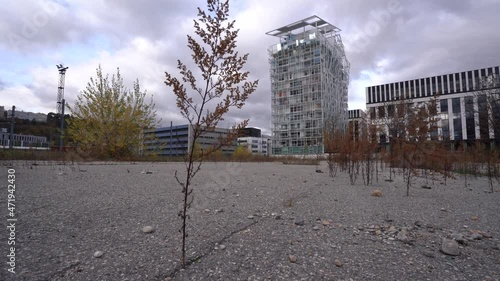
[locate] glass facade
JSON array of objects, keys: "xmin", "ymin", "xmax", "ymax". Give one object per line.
[{"xmin": 269, "ymin": 17, "xmax": 349, "ymax": 155}]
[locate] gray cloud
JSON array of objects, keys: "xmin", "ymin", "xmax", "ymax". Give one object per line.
[{"xmin": 1, "ymin": 0, "xmax": 499, "ymax": 133}]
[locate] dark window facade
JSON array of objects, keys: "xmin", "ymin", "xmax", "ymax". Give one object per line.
[
  {"xmin": 465, "ymin": 96, "xmax": 475, "ymax": 140},
  {"xmin": 478, "ymin": 95, "xmax": 489, "ymax": 140},
  {"xmin": 452, "ymin": 98, "xmax": 461, "ymax": 114},
  {"xmin": 440, "ymin": 99, "xmax": 448, "ymax": 113}
]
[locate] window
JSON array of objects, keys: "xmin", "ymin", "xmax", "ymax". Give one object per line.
[
  {"xmin": 431, "ymin": 77, "xmax": 436, "ymax": 95},
  {"xmin": 369, "ymin": 108, "xmax": 376, "ymax": 119},
  {"xmin": 465, "ymin": 96, "xmax": 475, "ymax": 140},
  {"xmin": 437, "ymin": 76, "xmax": 442, "ymax": 94},
  {"xmin": 440, "ymin": 99, "xmax": 448, "ymax": 113},
  {"xmin": 388, "ymin": 105, "xmax": 394, "ymax": 118},
  {"xmin": 461, "ymin": 72, "xmax": 467, "ymax": 92},
  {"xmin": 453, "ymin": 118, "xmax": 462, "ymax": 140},
  {"xmin": 452, "ymin": 98, "xmax": 461, "ymax": 114},
  {"xmin": 478, "ymin": 95, "xmax": 489, "ymax": 140},
  {"xmin": 378, "ymin": 106, "xmax": 385, "ymax": 118},
  {"xmin": 425, "ymin": 78, "xmax": 431, "ymax": 96}
]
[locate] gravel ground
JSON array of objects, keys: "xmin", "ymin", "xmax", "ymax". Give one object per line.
[{"xmin": 0, "ymin": 161, "xmax": 499, "ymax": 281}]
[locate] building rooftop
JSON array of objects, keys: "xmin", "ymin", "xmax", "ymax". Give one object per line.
[{"xmin": 266, "ymin": 15, "xmax": 340, "ymax": 38}]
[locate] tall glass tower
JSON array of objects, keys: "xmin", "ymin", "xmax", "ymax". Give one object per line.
[{"xmin": 267, "ymin": 16, "xmax": 350, "ymax": 155}]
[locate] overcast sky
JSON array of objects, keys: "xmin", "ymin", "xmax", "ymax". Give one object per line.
[{"xmin": 1, "ymin": 0, "xmax": 499, "ymax": 134}]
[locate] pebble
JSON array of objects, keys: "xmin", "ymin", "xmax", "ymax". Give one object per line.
[
  {"xmin": 371, "ymin": 190, "xmax": 383, "ymax": 197},
  {"xmin": 422, "ymin": 250, "xmax": 435, "ymax": 258},
  {"xmin": 441, "ymin": 238, "xmax": 460, "ymax": 256},
  {"xmin": 313, "ymin": 226, "xmax": 320, "ymax": 231},
  {"xmin": 143, "ymin": 226, "xmax": 155, "ymax": 233},
  {"xmin": 396, "ymin": 229, "xmax": 410, "ymax": 243},
  {"xmin": 93, "ymin": 251, "xmax": 104, "ymax": 258},
  {"xmin": 440, "ymin": 208, "xmax": 447, "ymax": 212},
  {"xmin": 289, "ymin": 255, "xmax": 297, "ymax": 263},
  {"xmin": 334, "ymin": 259, "xmax": 343, "ymax": 267},
  {"xmin": 294, "ymin": 218, "xmax": 305, "ymax": 226},
  {"xmin": 482, "ymin": 232, "xmax": 492, "ymax": 238},
  {"xmin": 204, "ymin": 209, "xmax": 210, "ymax": 213},
  {"xmin": 322, "ymin": 220, "xmax": 330, "ymax": 226},
  {"xmin": 247, "ymin": 215, "xmax": 254, "ymax": 219},
  {"xmin": 387, "ymin": 226, "xmax": 397, "ymax": 234},
  {"xmin": 219, "ymin": 245, "xmax": 226, "ymax": 250},
  {"xmin": 470, "ymin": 233, "xmax": 483, "ymax": 240}
]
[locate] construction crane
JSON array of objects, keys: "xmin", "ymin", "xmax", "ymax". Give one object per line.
[{"xmin": 56, "ymin": 64, "xmax": 68, "ymax": 117}]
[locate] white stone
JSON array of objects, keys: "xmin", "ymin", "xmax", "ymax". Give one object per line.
[
  {"xmin": 143, "ymin": 226, "xmax": 155, "ymax": 233},
  {"xmin": 93, "ymin": 251, "xmax": 104, "ymax": 258}
]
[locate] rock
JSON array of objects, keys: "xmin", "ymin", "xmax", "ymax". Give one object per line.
[
  {"xmin": 371, "ymin": 190, "xmax": 383, "ymax": 197},
  {"xmin": 289, "ymin": 255, "xmax": 297, "ymax": 263},
  {"xmin": 93, "ymin": 251, "xmax": 104, "ymax": 258},
  {"xmin": 470, "ymin": 233, "xmax": 483, "ymax": 240},
  {"xmin": 294, "ymin": 218, "xmax": 305, "ymax": 226},
  {"xmin": 142, "ymin": 226, "xmax": 155, "ymax": 233},
  {"xmin": 482, "ymin": 232, "xmax": 493, "ymax": 239},
  {"xmin": 440, "ymin": 208, "xmax": 446, "ymax": 212},
  {"xmin": 452, "ymin": 233, "xmax": 467, "ymax": 245},
  {"xmin": 441, "ymin": 238, "xmax": 460, "ymax": 256},
  {"xmin": 387, "ymin": 226, "xmax": 398, "ymax": 234},
  {"xmin": 204, "ymin": 209, "xmax": 211, "ymax": 213},
  {"xmin": 313, "ymin": 226, "xmax": 320, "ymax": 231},
  {"xmin": 422, "ymin": 250, "xmax": 435, "ymax": 258},
  {"xmin": 322, "ymin": 220, "xmax": 330, "ymax": 226},
  {"xmin": 247, "ymin": 215, "xmax": 254, "ymax": 219},
  {"xmin": 471, "ymin": 216, "xmax": 480, "ymax": 221},
  {"xmin": 334, "ymin": 259, "xmax": 343, "ymax": 267},
  {"xmin": 219, "ymin": 245, "xmax": 226, "ymax": 250},
  {"xmin": 396, "ymin": 229, "xmax": 410, "ymax": 243},
  {"xmin": 375, "ymin": 230, "xmax": 382, "ymax": 236}
]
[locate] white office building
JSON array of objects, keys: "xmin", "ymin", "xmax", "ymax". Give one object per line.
[
  {"xmin": 366, "ymin": 66, "xmax": 500, "ymax": 146},
  {"xmin": 267, "ymin": 15, "xmax": 350, "ymax": 155}
]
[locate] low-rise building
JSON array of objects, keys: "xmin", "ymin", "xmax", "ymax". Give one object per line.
[
  {"xmin": 237, "ymin": 135, "xmax": 271, "ymax": 156},
  {"xmin": 143, "ymin": 124, "xmax": 237, "ymax": 157},
  {"xmin": 0, "ymin": 132, "xmax": 49, "ymax": 148}
]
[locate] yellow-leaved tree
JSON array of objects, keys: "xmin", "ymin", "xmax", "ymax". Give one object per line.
[{"xmin": 67, "ymin": 65, "xmax": 158, "ymax": 159}]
